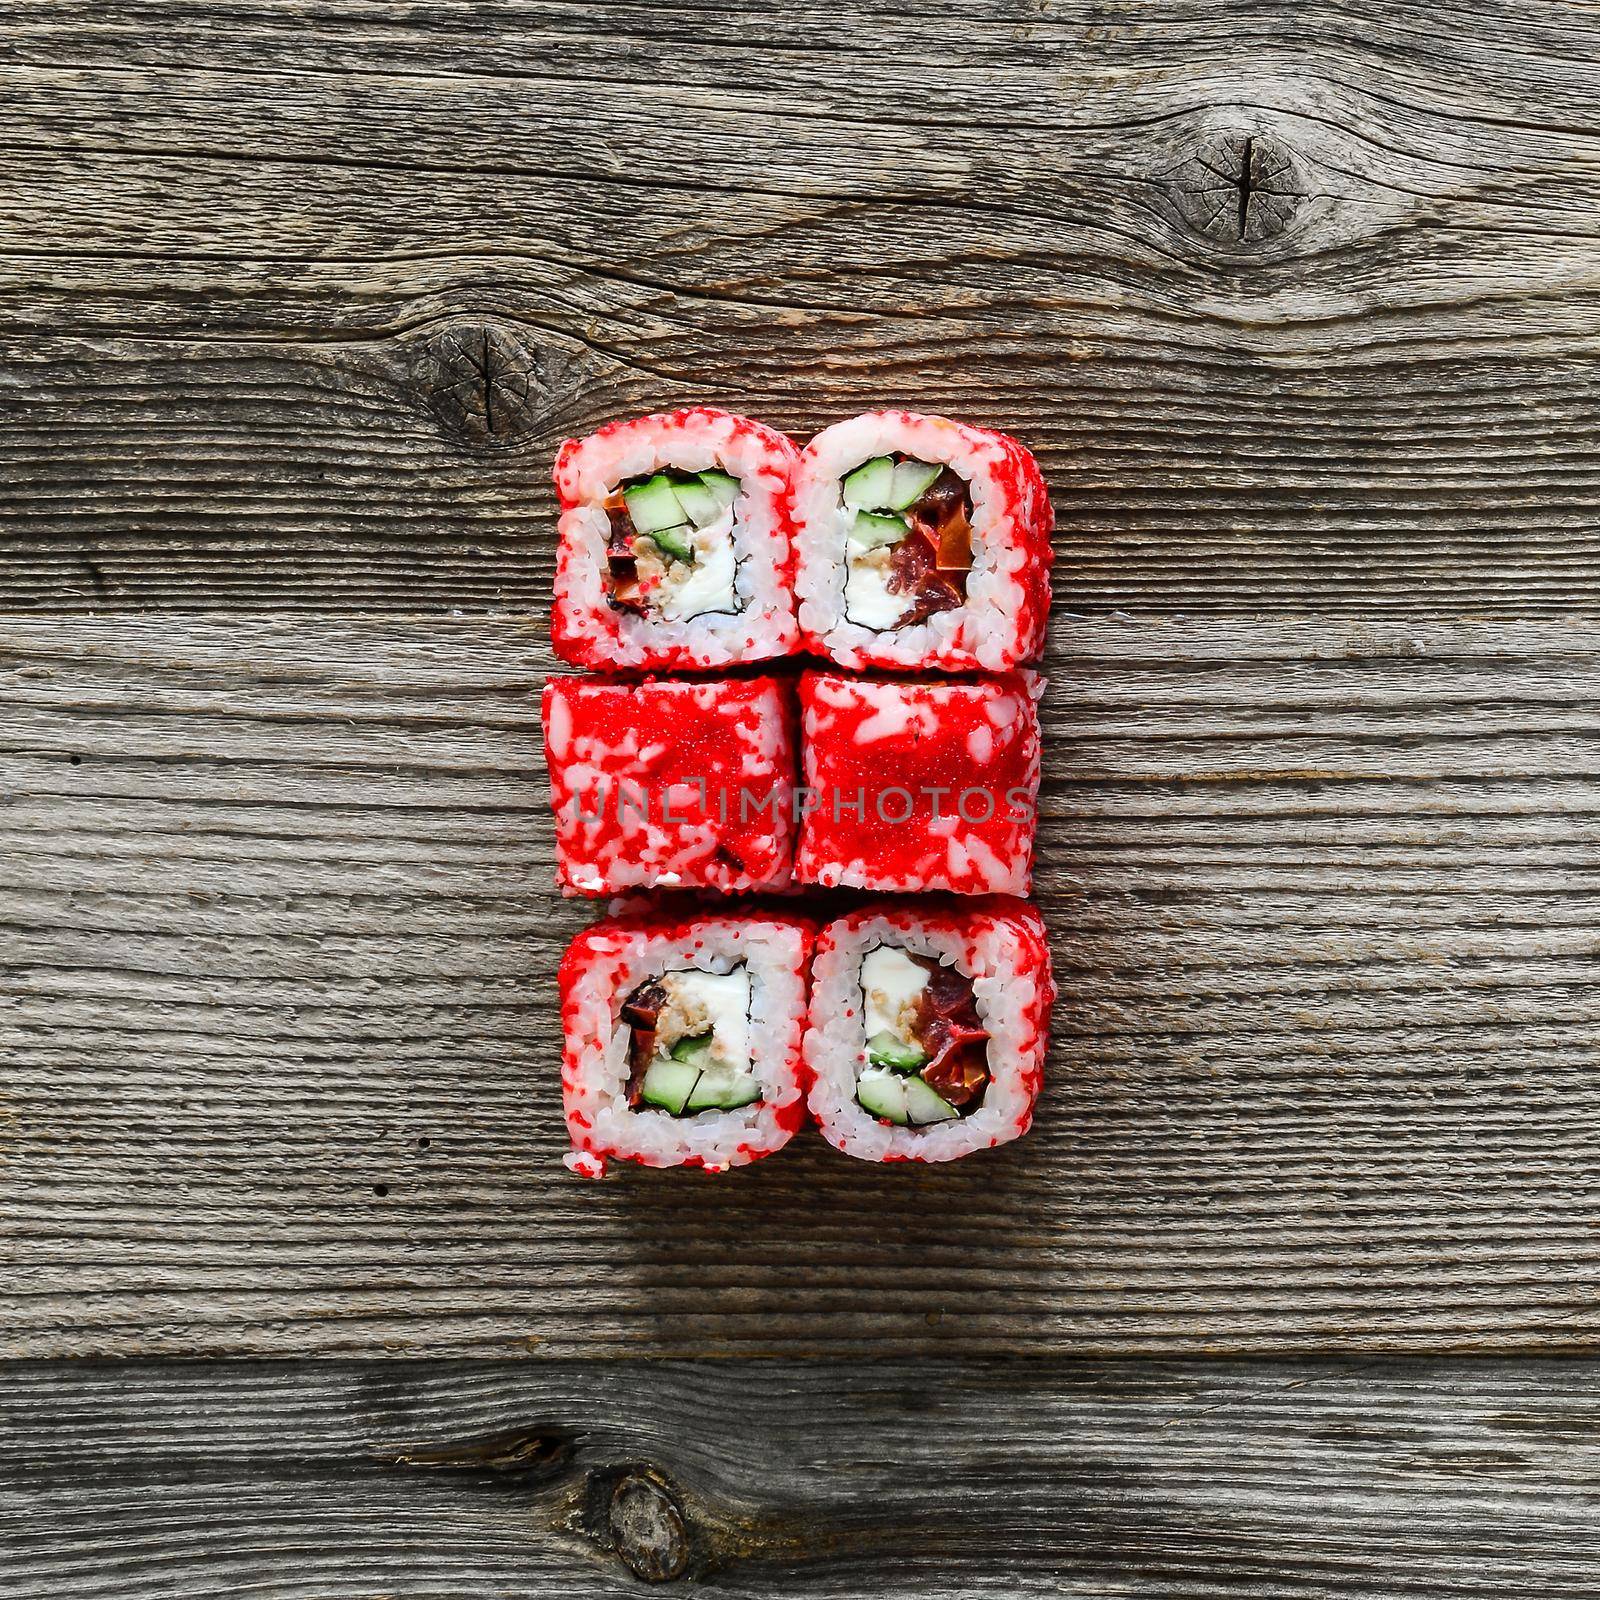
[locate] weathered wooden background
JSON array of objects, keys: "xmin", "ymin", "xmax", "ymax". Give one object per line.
[{"xmin": 3, "ymin": 0, "xmax": 1599, "ymax": 1592}]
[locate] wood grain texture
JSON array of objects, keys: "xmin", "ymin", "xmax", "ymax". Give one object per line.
[
  {"xmin": 3, "ymin": 613, "xmax": 1596, "ymax": 1358},
  {"xmin": 4, "ymin": 1, "xmax": 1600, "ymax": 610},
  {"xmin": 4, "ymin": 1358, "xmax": 1600, "ymax": 1598},
  {"xmin": 7, "ymin": 4, "xmax": 1600, "ymax": 1587}
]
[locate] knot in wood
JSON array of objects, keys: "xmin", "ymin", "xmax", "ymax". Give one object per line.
[
  {"xmin": 1171, "ymin": 130, "xmax": 1306, "ymax": 246},
  {"xmin": 606, "ymin": 1468, "xmax": 690, "ymax": 1583},
  {"xmin": 409, "ymin": 319, "xmax": 558, "ymax": 447}
]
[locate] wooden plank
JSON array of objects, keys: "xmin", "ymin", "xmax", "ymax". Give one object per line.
[
  {"xmin": 3, "ymin": 1357, "xmax": 1600, "ymax": 1597},
  {"xmin": 3, "ymin": 613, "xmax": 1597, "ymax": 1358},
  {"xmin": 3, "ymin": 1, "xmax": 1600, "ymax": 609}
]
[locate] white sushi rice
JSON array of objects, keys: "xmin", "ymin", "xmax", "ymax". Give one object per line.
[
  {"xmin": 555, "ymin": 411, "xmax": 796, "ymax": 669},
  {"xmin": 806, "ymin": 912, "xmax": 1043, "ymax": 1162},
  {"xmin": 794, "ymin": 411, "xmax": 1033, "ymax": 672},
  {"xmin": 564, "ymin": 917, "xmax": 807, "ymax": 1176}
]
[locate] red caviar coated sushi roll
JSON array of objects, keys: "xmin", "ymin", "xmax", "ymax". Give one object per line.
[
  {"xmin": 543, "ymin": 675, "xmax": 797, "ymax": 896},
  {"xmin": 792, "ymin": 410, "xmax": 1052, "ymax": 673},
  {"xmin": 794, "ymin": 671, "xmax": 1042, "ymax": 896},
  {"xmin": 806, "ymin": 898, "xmax": 1052, "ymax": 1163},
  {"xmin": 553, "ymin": 409, "xmax": 801, "ymax": 671},
  {"xmin": 560, "ymin": 908, "xmax": 813, "ymax": 1177}
]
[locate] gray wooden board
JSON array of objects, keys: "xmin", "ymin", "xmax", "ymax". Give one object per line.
[
  {"xmin": 4, "ymin": 1, "xmax": 1600, "ymax": 1583},
  {"xmin": 2, "ymin": 1, "xmax": 1600, "ymax": 611},
  {"xmin": 3, "ymin": 614, "xmax": 1597, "ymax": 1358},
  {"xmin": 3, "ymin": 1358, "xmax": 1600, "ymax": 1598}
]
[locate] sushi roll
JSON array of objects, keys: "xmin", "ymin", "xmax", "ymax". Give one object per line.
[
  {"xmin": 552, "ymin": 408, "xmax": 801, "ymax": 671},
  {"xmin": 543, "ymin": 674, "xmax": 797, "ymax": 896},
  {"xmin": 793, "ymin": 410, "xmax": 1052, "ymax": 673},
  {"xmin": 806, "ymin": 899, "xmax": 1053, "ymax": 1162},
  {"xmin": 794, "ymin": 670, "xmax": 1042, "ymax": 896},
  {"xmin": 560, "ymin": 908, "xmax": 813, "ymax": 1177}
]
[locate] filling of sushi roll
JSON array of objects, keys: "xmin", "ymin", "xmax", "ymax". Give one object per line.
[
  {"xmin": 853, "ymin": 944, "xmax": 991, "ymax": 1127},
  {"xmin": 618, "ymin": 964, "xmax": 762, "ymax": 1115},
  {"xmin": 603, "ymin": 468, "xmax": 745, "ymax": 621},
  {"xmin": 838, "ymin": 455, "xmax": 975, "ymax": 632}
]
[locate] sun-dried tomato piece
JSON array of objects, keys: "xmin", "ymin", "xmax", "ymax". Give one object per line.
[
  {"xmin": 888, "ymin": 523, "xmax": 965, "ymax": 626},
  {"xmin": 621, "ymin": 977, "xmax": 668, "ymax": 1103},
  {"xmin": 936, "ymin": 504, "xmax": 974, "ymax": 571},
  {"xmin": 621, "ymin": 978, "xmax": 667, "ymax": 1030},
  {"xmin": 604, "ymin": 491, "xmax": 636, "ymax": 555},
  {"xmin": 922, "ymin": 1043, "xmax": 990, "ymax": 1107},
  {"xmin": 907, "ymin": 955, "xmax": 990, "ymax": 1111},
  {"xmin": 604, "ymin": 492, "xmax": 650, "ymax": 614},
  {"xmin": 609, "ymin": 563, "xmax": 647, "ymax": 614}
]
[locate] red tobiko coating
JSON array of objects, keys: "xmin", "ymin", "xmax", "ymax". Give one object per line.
[
  {"xmin": 543, "ymin": 675, "xmax": 797, "ymax": 896},
  {"xmin": 794, "ymin": 671, "xmax": 1041, "ymax": 895}
]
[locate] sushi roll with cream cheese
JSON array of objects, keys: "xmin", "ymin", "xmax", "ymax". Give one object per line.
[
  {"xmin": 806, "ymin": 899, "xmax": 1052, "ymax": 1162},
  {"xmin": 793, "ymin": 410, "xmax": 1052, "ymax": 672},
  {"xmin": 560, "ymin": 909, "xmax": 812, "ymax": 1177},
  {"xmin": 552, "ymin": 408, "xmax": 800, "ymax": 671}
]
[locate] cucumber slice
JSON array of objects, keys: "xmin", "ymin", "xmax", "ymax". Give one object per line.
[
  {"xmin": 866, "ymin": 1031, "xmax": 928, "ymax": 1071},
  {"xmin": 699, "ymin": 470, "xmax": 741, "ymax": 507},
  {"xmin": 669, "ymin": 1033, "xmax": 714, "ymax": 1066},
  {"xmin": 903, "ymin": 1076, "xmax": 960, "ymax": 1126},
  {"xmin": 623, "ymin": 474, "xmax": 688, "ymax": 534},
  {"xmin": 847, "ymin": 510, "xmax": 908, "ymax": 550},
  {"xmin": 647, "ymin": 524, "xmax": 695, "ymax": 562},
  {"xmin": 686, "ymin": 1068, "xmax": 762, "ymax": 1112},
  {"xmin": 887, "ymin": 459, "xmax": 943, "ymax": 510},
  {"xmin": 639, "ymin": 1058, "xmax": 702, "ymax": 1115},
  {"xmin": 671, "ymin": 479, "xmax": 725, "ymax": 528},
  {"xmin": 855, "ymin": 1067, "xmax": 909, "ymax": 1125},
  {"xmin": 841, "ymin": 456, "xmax": 896, "ymax": 509}
]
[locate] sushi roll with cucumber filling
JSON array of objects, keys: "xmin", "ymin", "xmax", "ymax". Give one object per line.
[
  {"xmin": 621, "ymin": 965, "xmax": 763, "ymax": 1117},
  {"xmin": 806, "ymin": 900, "xmax": 1053, "ymax": 1163},
  {"xmin": 560, "ymin": 910, "xmax": 811, "ymax": 1177},
  {"xmin": 793, "ymin": 410, "xmax": 1053, "ymax": 673},
  {"xmin": 838, "ymin": 454, "xmax": 974, "ymax": 633},
  {"xmin": 852, "ymin": 945, "xmax": 991, "ymax": 1128},
  {"xmin": 607, "ymin": 467, "xmax": 744, "ymax": 622},
  {"xmin": 552, "ymin": 409, "xmax": 801, "ymax": 671}
]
